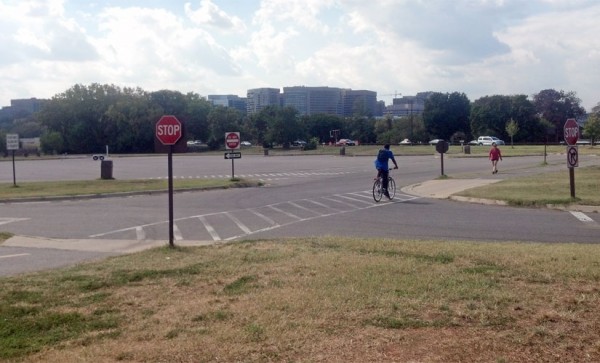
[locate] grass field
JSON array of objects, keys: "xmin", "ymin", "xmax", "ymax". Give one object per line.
[
  {"xmin": 1, "ymin": 237, "xmax": 599, "ymax": 362},
  {"xmin": 456, "ymin": 165, "xmax": 600, "ymax": 206},
  {"xmin": 2, "ymin": 147, "xmax": 599, "ymax": 361}
]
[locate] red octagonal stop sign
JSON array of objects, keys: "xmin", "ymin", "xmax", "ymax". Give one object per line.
[
  {"xmin": 225, "ymin": 132, "xmax": 240, "ymax": 150},
  {"xmin": 564, "ymin": 118, "xmax": 579, "ymax": 146},
  {"xmin": 156, "ymin": 115, "xmax": 182, "ymax": 145}
]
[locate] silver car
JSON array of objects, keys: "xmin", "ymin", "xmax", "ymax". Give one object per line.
[{"xmin": 477, "ymin": 136, "xmax": 505, "ymax": 146}]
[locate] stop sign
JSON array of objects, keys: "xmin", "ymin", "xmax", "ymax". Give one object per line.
[
  {"xmin": 156, "ymin": 115, "xmax": 182, "ymax": 145},
  {"xmin": 564, "ymin": 118, "xmax": 579, "ymax": 145},
  {"xmin": 225, "ymin": 132, "xmax": 240, "ymax": 150}
]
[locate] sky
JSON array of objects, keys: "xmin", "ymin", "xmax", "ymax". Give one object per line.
[{"xmin": 1, "ymin": 0, "xmax": 599, "ymax": 111}]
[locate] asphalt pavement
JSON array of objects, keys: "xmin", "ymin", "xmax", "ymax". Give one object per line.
[{"xmin": 3, "ymin": 177, "xmax": 599, "ymax": 254}]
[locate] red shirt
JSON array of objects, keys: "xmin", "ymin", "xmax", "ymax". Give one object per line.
[{"xmin": 489, "ymin": 147, "xmax": 502, "ymax": 160}]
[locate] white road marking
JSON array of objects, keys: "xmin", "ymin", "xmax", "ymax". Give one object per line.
[
  {"xmin": 173, "ymin": 224, "xmax": 183, "ymax": 240},
  {"xmin": 135, "ymin": 226, "xmax": 145, "ymax": 240},
  {"xmin": 225, "ymin": 212, "xmax": 252, "ymax": 234},
  {"xmin": 248, "ymin": 209, "xmax": 278, "ymax": 226},
  {"xmin": 288, "ymin": 201, "xmax": 323, "ymax": 216},
  {"xmin": 0, "ymin": 253, "xmax": 30, "ymax": 259},
  {"xmin": 569, "ymin": 211, "xmax": 595, "ymax": 223},
  {"xmin": 89, "ymin": 190, "xmax": 420, "ymax": 241},
  {"xmin": 0, "ymin": 218, "xmax": 30, "ymax": 226},
  {"xmin": 267, "ymin": 205, "xmax": 302, "ymax": 220},
  {"xmin": 198, "ymin": 216, "xmax": 221, "ymax": 241}
]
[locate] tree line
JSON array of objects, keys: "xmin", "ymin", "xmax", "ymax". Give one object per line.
[{"xmin": 0, "ymin": 83, "xmax": 598, "ymax": 154}]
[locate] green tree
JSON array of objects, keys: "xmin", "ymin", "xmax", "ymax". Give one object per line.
[
  {"xmin": 471, "ymin": 94, "xmax": 542, "ymax": 142},
  {"xmin": 184, "ymin": 93, "xmax": 212, "ymax": 143},
  {"xmin": 206, "ymin": 106, "xmax": 243, "ymax": 150},
  {"xmin": 302, "ymin": 114, "xmax": 343, "ymax": 144},
  {"xmin": 423, "ymin": 92, "xmax": 470, "ymax": 140},
  {"xmin": 505, "ymin": 118, "xmax": 519, "ymax": 148},
  {"xmin": 533, "ymin": 89, "xmax": 586, "ymax": 142},
  {"xmin": 583, "ymin": 113, "xmax": 600, "ymax": 147},
  {"xmin": 40, "ymin": 131, "xmax": 64, "ymax": 154}
]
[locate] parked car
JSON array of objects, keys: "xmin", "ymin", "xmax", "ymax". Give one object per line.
[
  {"xmin": 428, "ymin": 139, "xmax": 444, "ymax": 145},
  {"xmin": 336, "ymin": 139, "xmax": 356, "ymax": 146},
  {"xmin": 241, "ymin": 141, "xmax": 252, "ymax": 146},
  {"xmin": 399, "ymin": 138, "xmax": 412, "ymax": 145},
  {"xmin": 292, "ymin": 140, "xmax": 307, "ymax": 146},
  {"xmin": 186, "ymin": 140, "xmax": 203, "ymax": 146},
  {"xmin": 468, "ymin": 140, "xmax": 479, "ymax": 145},
  {"xmin": 477, "ymin": 136, "xmax": 505, "ymax": 146}
]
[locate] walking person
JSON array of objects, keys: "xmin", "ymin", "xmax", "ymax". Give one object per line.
[
  {"xmin": 489, "ymin": 142, "xmax": 502, "ymax": 174},
  {"xmin": 375, "ymin": 144, "xmax": 398, "ymax": 198}
]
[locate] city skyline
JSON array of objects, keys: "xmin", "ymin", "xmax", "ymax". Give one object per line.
[{"xmin": 1, "ymin": 1, "xmax": 599, "ymax": 111}]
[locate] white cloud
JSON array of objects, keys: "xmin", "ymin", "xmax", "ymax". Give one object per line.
[
  {"xmin": 0, "ymin": 0, "xmax": 598, "ymax": 111},
  {"xmin": 184, "ymin": 0, "xmax": 246, "ymax": 32}
]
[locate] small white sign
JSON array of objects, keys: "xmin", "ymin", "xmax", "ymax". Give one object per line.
[{"xmin": 6, "ymin": 134, "xmax": 19, "ymax": 150}]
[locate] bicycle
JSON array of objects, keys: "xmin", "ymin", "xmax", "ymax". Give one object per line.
[{"xmin": 372, "ymin": 170, "xmax": 396, "ymax": 202}]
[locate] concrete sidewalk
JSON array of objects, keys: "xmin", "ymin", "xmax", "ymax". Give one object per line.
[{"xmin": 402, "ymin": 178, "xmax": 501, "ymax": 200}]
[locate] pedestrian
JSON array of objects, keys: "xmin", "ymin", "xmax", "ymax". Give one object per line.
[
  {"xmin": 374, "ymin": 144, "xmax": 398, "ymax": 198},
  {"xmin": 489, "ymin": 142, "xmax": 502, "ymax": 174}
]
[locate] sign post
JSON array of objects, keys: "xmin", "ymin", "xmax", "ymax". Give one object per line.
[
  {"xmin": 156, "ymin": 116, "xmax": 182, "ymax": 247},
  {"xmin": 435, "ymin": 141, "xmax": 449, "ymax": 176},
  {"xmin": 225, "ymin": 132, "xmax": 241, "ymax": 179},
  {"xmin": 6, "ymin": 134, "xmax": 19, "ymax": 186},
  {"xmin": 564, "ymin": 118, "xmax": 579, "ymax": 198}
]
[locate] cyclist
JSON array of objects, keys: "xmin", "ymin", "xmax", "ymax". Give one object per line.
[{"xmin": 375, "ymin": 144, "xmax": 398, "ymax": 198}]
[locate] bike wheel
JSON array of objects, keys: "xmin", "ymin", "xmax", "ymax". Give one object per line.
[
  {"xmin": 388, "ymin": 177, "xmax": 396, "ymax": 200},
  {"xmin": 372, "ymin": 179, "xmax": 383, "ymax": 202}
]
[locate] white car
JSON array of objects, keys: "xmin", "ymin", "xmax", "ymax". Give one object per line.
[
  {"xmin": 399, "ymin": 138, "xmax": 412, "ymax": 145},
  {"xmin": 477, "ymin": 136, "xmax": 505, "ymax": 146},
  {"xmin": 240, "ymin": 141, "xmax": 252, "ymax": 146}
]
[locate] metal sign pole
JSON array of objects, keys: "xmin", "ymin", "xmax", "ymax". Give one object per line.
[
  {"xmin": 12, "ymin": 150, "xmax": 16, "ymax": 186},
  {"xmin": 569, "ymin": 167, "xmax": 575, "ymax": 198},
  {"xmin": 231, "ymin": 158, "xmax": 235, "ymax": 179},
  {"xmin": 168, "ymin": 145, "xmax": 174, "ymax": 247}
]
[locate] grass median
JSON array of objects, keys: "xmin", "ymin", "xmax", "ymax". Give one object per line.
[
  {"xmin": 1, "ymin": 237, "xmax": 599, "ymax": 362},
  {"xmin": 0, "ymin": 178, "xmax": 258, "ymax": 200},
  {"xmin": 455, "ymin": 165, "xmax": 600, "ymax": 206}
]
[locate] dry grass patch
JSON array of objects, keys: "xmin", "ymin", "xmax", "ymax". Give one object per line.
[{"xmin": 2, "ymin": 237, "xmax": 600, "ymax": 362}]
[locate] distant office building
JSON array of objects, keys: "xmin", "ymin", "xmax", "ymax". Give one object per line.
[
  {"xmin": 246, "ymin": 88, "xmax": 281, "ymax": 114},
  {"xmin": 282, "ymin": 86, "xmax": 342, "ymax": 116},
  {"xmin": 207, "ymin": 94, "xmax": 247, "ymax": 115},
  {"xmin": 385, "ymin": 92, "xmax": 432, "ymax": 117},
  {"xmin": 0, "ymin": 98, "xmax": 47, "ymax": 119},
  {"xmin": 341, "ymin": 89, "xmax": 378, "ymax": 117}
]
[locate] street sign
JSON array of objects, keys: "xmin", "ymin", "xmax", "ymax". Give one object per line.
[
  {"xmin": 435, "ymin": 140, "xmax": 449, "ymax": 154},
  {"xmin": 564, "ymin": 118, "xmax": 579, "ymax": 145},
  {"xmin": 156, "ymin": 115, "xmax": 182, "ymax": 145},
  {"xmin": 567, "ymin": 146, "xmax": 579, "ymax": 168},
  {"xmin": 225, "ymin": 132, "xmax": 240, "ymax": 150},
  {"xmin": 224, "ymin": 152, "xmax": 242, "ymax": 159},
  {"xmin": 6, "ymin": 134, "xmax": 19, "ymax": 150}
]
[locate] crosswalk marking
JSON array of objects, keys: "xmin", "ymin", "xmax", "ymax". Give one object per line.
[
  {"xmin": 225, "ymin": 212, "xmax": 252, "ymax": 234},
  {"xmin": 0, "ymin": 253, "xmax": 30, "ymax": 259},
  {"xmin": 199, "ymin": 216, "xmax": 221, "ymax": 241},
  {"xmin": 0, "ymin": 218, "xmax": 30, "ymax": 226},
  {"xmin": 570, "ymin": 211, "xmax": 595, "ymax": 223},
  {"xmin": 89, "ymin": 189, "xmax": 419, "ymax": 241},
  {"xmin": 267, "ymin": 205, "xmax": 302, "ymax": 220},
  {"xmin": 248, "ymin": 209, "xmax": 278, "ymax": 226}
]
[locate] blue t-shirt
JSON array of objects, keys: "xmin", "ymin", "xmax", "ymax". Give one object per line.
[{"xmin": 374, "ymin": 149, "xmax": 395, "ymax": 171}]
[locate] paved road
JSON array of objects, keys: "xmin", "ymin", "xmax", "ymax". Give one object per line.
[{"xmin": 1, "ymin": 153, "xmax": 599, "ymax": 276}]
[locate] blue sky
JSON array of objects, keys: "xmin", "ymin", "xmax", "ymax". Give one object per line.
[{"xmin": 1, "ymin": 0, "xmax": 599, "ymax": 111}]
